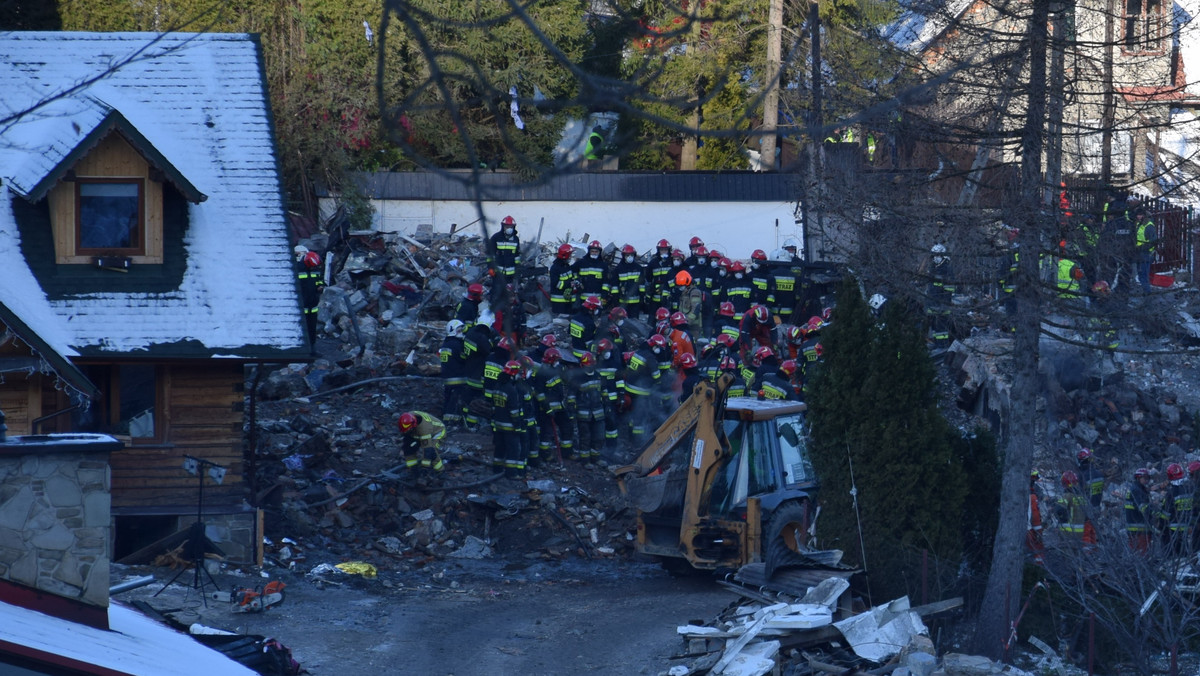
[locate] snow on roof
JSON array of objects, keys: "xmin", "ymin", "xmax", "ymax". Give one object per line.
[
  {"xmin": 880, "ymin": 0, "xmax": 976, "ymax": 53},
  {"xmin": 0, "ymin": 598, "xmax": 258, "ymax": 676},
  {"xmin": 0, "ymin": 32, "xmax": 306, "ymax": 359}
]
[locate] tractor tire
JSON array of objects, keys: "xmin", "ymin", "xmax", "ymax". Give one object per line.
[{"xmin": 764, "ymin": 500, "xmax": 810, "ymax": 579}]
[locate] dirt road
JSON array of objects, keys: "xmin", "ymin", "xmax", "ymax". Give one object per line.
[{"xmin": 117, "ymin": 560, "xmax": 733, "ymax": 676}]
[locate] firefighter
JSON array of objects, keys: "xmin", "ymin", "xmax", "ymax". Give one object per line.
[
  {"xmin": 682, "ymin": 236, "xmax": 706, "ymax": 270},
  {"xmin": 748, "ymin": 250, "xmax": 773, "ymax": 307},
  {"xmin": 723, "ymin": 260, "xmax": 753, "ymax": 322},
  {"xmin": 483, "ymin": 335, "xmax": 515, "ymax": 414},
  {"xmin": 460, "ymin": 322, "xmax": 494, "ymax": 427},
  {"xmin": 610, "ymin": 244, "xmax": 646, "ymax": 319},
  {"xmin": 927, "ymin": 243, "xmax": 955, "ymax": 350},
  {"xmin": 1133, "ymin": 207, "xmax": 1159, "ymax": 292},
  {"xmin": 1164, "ymin": 462, "xmax": 1193, "ymax": 554},
  {"xmin": 738, "ymin": 304, "xmax": 774, "ymax": 363},
  {"xmin": 667, "ymin": 312, "xmax": 696, "ymax": 366},
  {"xmin": 713, "ymin": 302, "xmax": 740, "ymax": 344},
  {"xmin": 594, "ymin": 338, "xmax": 623, "ymax": 449},
  {"xmin": 768, "ymin": 256, "xmax": 799, "ymax": 321},
  {"xmin": 1054, "ymin": 250, "xmax": 1084, "ymax": 300},
  {"xmin": 677, "ymin": 352, "xmax": 701, "ymax": 403},
  {"xmin": 1056, "ymin": 471, "xmax": 1097, "ymax": 551},
  {"xmin": 1125, "ymin": 467, "xmax": 1155, "ymax": 554},
  {"xmin": 699, "ymin": 333, "xmax": 737, "ymax": 382},
  {"xmin": 548, "ymin": 243, "xmax": 577, "ymax": 315},
  {"xmin": 566, "ymin": 352, "xmax": 604, "ymax": 463},
  {"xmin": 455, "ymin": 283, "xmax": 485, "ymax": 326},
  {"xmin": 515, "ymin": 356, "xmax": 540, "ymax": 467},
  {"xmin": 1076, "ymin": 448, "xmax": 1104, "ymax": 510},
  {"xmin": 721, "ymin": 356, "xmax": 746, "ymax": 397},
  {"xmin": 573, "ymin": 240, "xmax": 608, "ymax": 300},
  {"xmin": 646, "ymin": 239, "xmax": 674, "ymax": 310},
  {"xmin": 778, "ymin": 324, "xmax": 805, "ymax": 361},
  {"xmin": 604, "ymin": 305, "xmax": 642, "ymax": 353},
  {"xmin": 296, "ymin": 250, "xmax": 325, "ymax": 341},
  {"xmin": 491, "ymin": 361, "xmax": 525, "ymax": 477},
  {"xmin": 709, "ymin": 257, "xmax": 731, "ymax": 319},
  {"xmin": 487, "ymin": 215, "xmax": 522, "ymax": 305},
  {"xmin": 533, "ymin": 347, "xmax": 575, "ymax": 461},
  {"xmin": 570, "ymin": 295, "xmax": 602, "ymax": 358},
  {"xmin": 529, "ymin": 333, "xmax": 557, "ymax": 364},
  {"xmin": 758, "ymin": 359, "xmax": 800, "ymax": 401},
  {"xmin": 398, "ymin": 411, "xmax": 446, "ymax": 474},
  {"xmin": 438, "ymin": 320, "xmax": 467, "ymax": 427},
  {"xmin": 623, "ymin": 334, "xmax": 666, "ymax": 445}
]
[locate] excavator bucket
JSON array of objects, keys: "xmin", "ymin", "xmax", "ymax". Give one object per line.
[{"xmin": 623, "ymin": 473, "xmax": 670, "ymax": 512}]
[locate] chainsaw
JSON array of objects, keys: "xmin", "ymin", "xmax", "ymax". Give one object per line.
[{"xmin": 209, "ymin": 580, "xmax": 286, "ymax": 612}]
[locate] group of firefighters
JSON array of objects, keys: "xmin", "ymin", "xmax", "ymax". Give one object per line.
[
  {"xmin": 395, "ymin": 218, "xmax": 834, "ymax": 479},
  {"xmin": 1028, "ymin": 448, "xmax": 1200, "ymax": 562}
]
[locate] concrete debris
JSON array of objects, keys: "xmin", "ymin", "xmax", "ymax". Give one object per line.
[
  {"xmin": 832, "ymin": 596, "xmax": 928, "ymax": 662},
  {"xmin": 941, "ymin": 653, "xmax": 1033, "ymax": 675}
]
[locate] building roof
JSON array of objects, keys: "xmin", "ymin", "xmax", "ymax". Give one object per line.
[
  {"xmin": 0, "ymin": 32, "xmax": 308, "ymax": 361},
  {"xmin": 344, "ymin": 170, "xmax": 803, "ymax": 203}
]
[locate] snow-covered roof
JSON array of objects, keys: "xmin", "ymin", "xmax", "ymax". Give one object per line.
[
  {"xmin": 0, "ymin": 598, "xmax": 258, "ymax": 676},
  {"xmin": 0, "ymin": 32, "xmax": 307, "ymax": 360},
  {"xmin": 880, "ymin": 0, "xmax": 976, "ymax": 53}
]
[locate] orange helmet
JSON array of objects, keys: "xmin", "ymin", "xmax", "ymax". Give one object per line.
[
  {"xmin": 398, "ymin": 412, "xmax": 418, "ymax": 433},
  {"xmin": 302, "ymin": 251, "xmax": 322, "ymax": 268},
  {"xmin": 674, "ymin": 270, "xmax": 693, "ymax": 287}
]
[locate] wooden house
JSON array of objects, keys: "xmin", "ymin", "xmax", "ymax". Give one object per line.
[{"xmin": 0, "ymin": 32, "xmax": 309, "ymax": 561}]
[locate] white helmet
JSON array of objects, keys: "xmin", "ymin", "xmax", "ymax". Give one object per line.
[
  {"xmin": 782, "ymin": 236, "xmax": 801, "ymax": 250},
  {"xmin": 931, "ymin": 243, "xmax": 947, "ymax": 254},
  {"xmin": 868, "ymin": 293, "xmax": 887, "ymax": 311},
  {"xmin": 446, "ymin": 319, "xmax": 465, "ymax": 336}
]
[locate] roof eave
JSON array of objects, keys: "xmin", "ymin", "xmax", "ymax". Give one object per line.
[{"xmin": 0, "ymin": 302, "xmax": 99, "ymax": 401}]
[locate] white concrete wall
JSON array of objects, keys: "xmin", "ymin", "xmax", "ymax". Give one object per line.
[{"xmin": 322, "ymin": 198, "xmax": 805, "ymax": 260}]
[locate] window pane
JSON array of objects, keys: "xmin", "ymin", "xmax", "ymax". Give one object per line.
[
  {"xmin": 80, "ymin": 182, "xmax": 138, "ymax": 249},
  {"xmin": 118, "ymin": 365, "xmax": 156, "ymax": 438},
  {"xmin": 775, "ymin": 414, "xmax": 815, "ymax": 485}
]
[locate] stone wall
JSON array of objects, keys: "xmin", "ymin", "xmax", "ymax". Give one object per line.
[{"xmin": 0, "ymin": 452, "xmax": 110, "ymax": 608}]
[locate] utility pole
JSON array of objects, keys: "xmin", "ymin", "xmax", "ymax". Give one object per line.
[
  {"xmin": 806, "ymin": 0, "xmax": 824, "ymax": 259},
  {"xmin": 760, "ymin": 0, "xmax": 784, "ymax": 171}
]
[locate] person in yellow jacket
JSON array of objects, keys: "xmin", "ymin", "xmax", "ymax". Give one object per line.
[{"xmin": 398, "ymin": 411, "xmax": 446, "ymax": 473}]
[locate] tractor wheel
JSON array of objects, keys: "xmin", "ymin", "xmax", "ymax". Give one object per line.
[{"xmin": 764, "ymin": 500, "xmax": 810, "ymax": 578}]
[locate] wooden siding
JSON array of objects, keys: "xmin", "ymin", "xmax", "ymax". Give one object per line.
[
  {"xmin": 0, "ymin": 377, "xmax": 40, "ymax": 436},
  {"xmin": 109, "ymin": 363, "xmax": 245, "ymax": 510},
  {"xmin": 48, "ymin": 132, "xmax": 164, "ymax": 265}
]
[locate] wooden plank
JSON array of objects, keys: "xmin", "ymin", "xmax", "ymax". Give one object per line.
[
  {"xmin": 167, "ymin": 426, "xmax": 241, "ymax": 444},
  {"xmin": 167, "ymin": 407, "xmax": 241, "ymax": 425},
  {"xmin": 112, "ymin": 486, "xmax": 244, "ymax": 508}
]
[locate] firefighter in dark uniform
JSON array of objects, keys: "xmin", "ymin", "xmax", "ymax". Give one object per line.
[
  {"xmin": 529, "ymin": 333, "xmax": 557, "ymax": 364},
  {"xmin": 677, "ymin": 352, "xmax": 701, "ymax": 403},
  {"xmin": 570, "ymin": 295, "xmax": 602, "ymax": 359},
  {"xmin": 438, "ymin": 320, "xmax": 467, "ymax": 427},
  {"xmin": 460, "ymin": 322, "xmax": 494, "ymax": 427},
  {"xmin": 768, "ymin": 258, "xmax": 798, "ymax": 321},
  {"xmin": 566, "ymin": 352, "xmax": 604, "ymax": 463},
  {"xmin": 1125, "ymin": 467, "xmax": 1154, "ymax": 554},
  {"xmin": 723, "ymin": 261, "xmax": 753, "ymax": 323},
  {"xmin": 758, "ymin": 359, "xmax": 801, "ymax": 400},
  {"xmin": 646, "ymin": 239, "xmax": 674, "ymax": 311},
  {"xmin": 573, "ymin": 240, "xmax": 608, "ymax": 301},
  {"xmin": 748, "ymin": 250, "xmax": 774, "ymax": 308},
  {"xmin": 491, "ymin": 361, "xmax": 525, "ymax": 477},
  {"xmin": 623, "ymin": 334, "xmax": 666, "ymax": 445},
  {"xmin": 548, "ymin": 243, "xmax": 577, "ymax": 315},
  {"xmin": 455, "ymin": 283, "xmax": 485, "ymax": 326},
  {"xmin": 927, "ymin": 243, "xmax": 955, "ymax": 350},
  {"xmin": 514, "ymin": 357, "xmax": 540, "ymax": 467},
  {"xmin": 398, "ymin": 411, "xmax": 446, "ymax": 473},
  {"xmin": 487, "ymin": 215, "xmax": 522, "ymax": 305},
  {"xmin": 683, "ymin": 237, "xmax": 706, "ymax": 270},
  {"xmin": 595, "ymin": 338, "xmax": 623, "ymax": 449},
  {"xmin": 610, "ymin": 244, "xmax": 646, "ymax": 320},
  {"xmin": 297, "ymin": 250, "xmax": 325, "ymax": 341},
  {"xmin": 533, "ymin": 347, "xmax": 575, "ymax": 460}
]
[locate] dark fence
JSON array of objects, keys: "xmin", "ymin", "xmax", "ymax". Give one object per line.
[{"xmin": 1062, "ymin": 179, "xmax": 1195, "ymax": 278}]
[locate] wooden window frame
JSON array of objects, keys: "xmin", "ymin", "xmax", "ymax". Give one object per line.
[
  {"xmin": 75, "ymin": 177, "xmax": 146, "ymax": 257},
  {"xmin": 1122, "ymin": 0, "xmax": 1166, "ymax": 54},
  {"xmin": 79, "ymin": 364, "xmax": 165, "ymax": 445}
]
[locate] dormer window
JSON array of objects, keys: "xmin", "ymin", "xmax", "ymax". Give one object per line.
[{"xmin": 77, "ymin": 179, "xmax": 144, "ymax": 255}]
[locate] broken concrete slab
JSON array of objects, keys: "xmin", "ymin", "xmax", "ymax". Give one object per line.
[{"xmin": 832, "ymin": 596, "xmax": 928, "ymax": 663}]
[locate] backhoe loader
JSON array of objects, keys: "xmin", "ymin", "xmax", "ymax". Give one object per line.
[{"xmin": 614, "ymin": 373, "xmax": 840, "ymax": 575}]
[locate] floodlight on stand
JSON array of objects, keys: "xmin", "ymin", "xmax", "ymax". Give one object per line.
[
  {"xmin": 182, "ymin": 457, "xmax": 199, "ymax": 475},
  {"xmin": 208, "ymin": 466, "xmax": 226, "ymax": 485}
]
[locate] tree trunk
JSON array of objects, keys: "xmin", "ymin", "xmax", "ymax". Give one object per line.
[{"xmin": 973, "ymin": 0, "xmax": 1051, "ymax": 659}]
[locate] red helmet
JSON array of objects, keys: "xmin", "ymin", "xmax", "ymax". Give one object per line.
[
  {"xmin": 679, "ymin": 352, "xmax": 698, "ymax": 368},
  {"xmin": 718, "ymin": 257, "xmax": 732, "ymax": 270},
  {"xmin": 670, "ymin": 311, "xmax": 688, "ymax": 327},
  {"xmin": 623, "ymin": 351, "xmax": 635, "ymax": 364},
  {"xmin": 1091, "ymin": 280, "xmax": 1110, "ymax": 296},
  {"xmin": 1168, "ymin": 463, "xmax": 1185, "ymax": 481},
  {"xmin": 621, "ymin": 244, "xmax": 636, "ymax": 256},
  {"xmin": 1061, "ymin": 470, "xmax": 1079, "ymax": 488},
  {"xmin": 580, "ymin": 351, "xmax": 596, "ymax": 367},
  {"xmin": 694, "ymin": 246, "xmax": 709, "ymax": 257},
  {"xmin": 718, "ymin": 301, "xmax": 735, "ymax": 317},
  {"xmin": 719, "ymin": 356, "xmax": 737, "ymax": 371},
  {"xmin": 557, "ymin": 243, "xmax": 573, "ymax": 259},
  {"xmin": 785, "ymin": 325, "xmax": 804, "ymax": 342},
  {"xmin": 540, "ymin": 334, "xmax": 557, "ymax": 348},
  {"xmin": 729, "ymin": 261, "xmax": 746, "ymax": 274},
  {"xmin": 583, "ymin": 295, "xmax": 602, "ymax": 311},
  {"xmin": 519, "ymin": 355, "xmax": 536, "ymax": 371},
  {"xmin": 751, "ymin": 249, "xmax": 767, "ymax": 261},
  {"xmin": 302, "ymin": 251, "xmax": 322, "ymax": 268},
  {"xmin": 655, "ymin": 307, "xmax": 671, "ymax": 322},
  {"xmin": 822, "ymin": 307, "xmax": 834, "ymax": 321},
  {"xmin": 609, "ymin": 306, "xmax": 628, "ymax": 322},
  {"xmin": 671, "ymin": 248, "xmax": 686, "ymax": 260},
  {"xmin": 751, "ymin": 305, "xmax": 769, "ymax": 324},
  {"xmin": 647, "ymin": 334, "xmax": 668, "ymax": 350},
  {"xmin": 497, "ymin": 336, "xmax": 515, "ymax": 352},
  {"xmin": 1135, "ymin": 467, "xmax": 1152, "ymax": 479},
  {"xmin": 503, "ymin": 359, "xmax": 523, "ymax": 376},
  {"xmin": 597, "ymin": 338, "xmax": 614, "ymax": 353},
  {"xmin": 813, "ymin": 343, "xmax": 824, "ymax": 358},
  {"xmin": 657, "ymin": 239, "xmax": 671, "ymax": 250},
  {"xmin": 806, "ymin": 316, "xmax": 825, "ymax": 333},
  {"xmin": 779, "ymin": 359, "xmax": 797, "ymax": 377},
  {"xmin": 754, "ymin": 346, "xmax": 775, "ymax": 362},
  {"xmin": 398, "ymin": 412, "xmax": 418, "ymax": 433},
  {"xmin": 588, "ymin": 239, "xmax": 602, "ymax": 251},
  {"xmin": 501, "ymin": 215, "xmax": 516, "ymax": 227},
  {"xmin": 467, "ymin": 283, "xmax": 484, "ymax": 301},
  {"xmin": 715, "ymin": 333, "xmax": 736, "ymax": 348},
  {"xmin": 708, "ymin": 250, "xmax": 723, "ymax": 261},
  {"xmin": 1076, "ymin": 448, "xmax": 1093, "ymax": 462},
  {"xmin": 542, "ymin": 347, "xmax": 562, "ymax": 365},
  {"xmin": 689, "ymin": 236, "xmax": 704, "ymax": 249},
  {"xmin": 1189, "ymin": 461, "xmax": 1200, "ymax": 475}
]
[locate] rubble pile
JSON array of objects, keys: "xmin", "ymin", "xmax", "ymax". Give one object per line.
[{"xmin": 247, "ymin": 381, "xmax": 636, "ymax": 577}]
